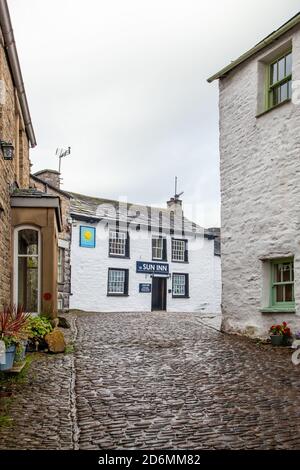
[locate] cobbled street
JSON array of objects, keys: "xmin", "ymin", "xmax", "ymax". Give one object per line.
[{"xmin": 1, "ymin": 311, "xmax": 300, "ymax": 449}]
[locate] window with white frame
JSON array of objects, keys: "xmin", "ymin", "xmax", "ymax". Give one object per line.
[
  {"xmin": 172, "ymin": 239, "xmax": 187, "ymax": 262},
  {"xmin": 108, "ymin": 269, "xmax": 128, "ymax": 295},
  {"xmin": 152, "ymin": 236, "xmax": 166, "ymax": 260},
  {"xmin": 58, "ymin": 248, "xmax": 65, "ymax": 283},
  {"xmin": 172, "ymin": 273, "xmax": 189, "ymax": 298},
  {"xmin": 109, "ymin": 230, "xmax": 128, "ymax": 256}
]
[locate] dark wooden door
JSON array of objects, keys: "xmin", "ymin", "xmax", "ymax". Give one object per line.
[{"xmin": 151, "ymin": 277, "xmax": 166, "ymax": 311}]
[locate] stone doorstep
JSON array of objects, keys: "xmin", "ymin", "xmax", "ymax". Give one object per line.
[{"xmin": 4, "ymin": 360, "xmax": 27, "ymax": 373}]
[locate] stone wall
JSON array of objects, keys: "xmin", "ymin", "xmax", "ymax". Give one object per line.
[
  {"xmin": 0, "ymin": 31, "xmax": 30, "ymax": 307},
  {"xmin": 219, "ymin": 26, "xmax": 300, "ymax": 337}
]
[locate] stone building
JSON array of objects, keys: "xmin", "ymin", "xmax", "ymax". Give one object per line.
[
  {"xmin": 0, "ymin": 0, "xmax": 62, "ymax": 317},
  {"xmin": 69, "ymin": 192, "xmax": 221, "ymax": 314},
  {"xmin": 208, "ymin": 13, "xmax": 300, "ymax": 337}
]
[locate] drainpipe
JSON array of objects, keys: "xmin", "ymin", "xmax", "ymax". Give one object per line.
[{"xmin": 0, "ymin": 0, "xmax": 36, "ymax": 147}]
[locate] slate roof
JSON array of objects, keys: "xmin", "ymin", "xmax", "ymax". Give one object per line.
[
  {"xmin": 11, "ymin": 188, "xmax": 58, "ymax": 199},
  {"xmin": 68, "ymin": 191, "xmax": 217, "ymax": 239}
]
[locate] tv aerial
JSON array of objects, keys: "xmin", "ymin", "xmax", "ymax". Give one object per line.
[
  {"xmin": 174, "ymin": 176, "xmax": 184, "ymax": 200},
  {"xmin": 56, "ymin": 147, "xmax": 71, "ymax": 174}
]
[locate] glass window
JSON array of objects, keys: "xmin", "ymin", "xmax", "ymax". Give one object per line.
[
  {"xmin": 58, "ymin": 248, "xmax": 64, "ymax": 284},
  {"xmin": 172, "ymin": 273, "xmax": 188, "ymax": 297},
  {"xmin": 268, "ymin": 51, "xmax": 292, "ymax": 109},
  {"xmin": 109, "ymin": 231, "xmax": 127, "ymax": 256},
  {"xmin": 172, "ymin": 239, "xmax": 187, "ymax": 262},
  {"xmin": 271, "ymin": 259, "xmax": 294, "ymax": 307},
  {"xmin": 152, "ymin": 237, "xmax": 163, "ymax": 260},
  {"xmin": 108, "ymin": 269, "xmax": 128, "ymax": 295},
  {"xmin": 17, "ymin": 229, "xmax": 39, "ymax": 312}
]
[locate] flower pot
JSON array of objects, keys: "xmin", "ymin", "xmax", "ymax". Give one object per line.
[
  {"xmin": 14, "ymin": 341, "xmax": 27, "ymax": 363},
  {"xmin": 0, "ymin": 345, "xmax": 16, "ymax": 371},
  {"xmin": 282, "ymin": 336, "xmax": 293, "ymax": 347},
  {"xmin": 270, "ymin": 335, "xmax": 283, "ymax": 346}
]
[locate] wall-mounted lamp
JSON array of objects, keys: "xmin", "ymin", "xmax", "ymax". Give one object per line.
[{"xmin": 1, "ymin": 141, "xmax": 14, "ymax": 160}]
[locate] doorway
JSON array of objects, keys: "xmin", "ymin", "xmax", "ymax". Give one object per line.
[
  {"xmin": 14, "ymin": 226, "xmax": 41, "ymax": 313},
  {"xmin": 151, "ymin": 277, "xmax": 167, "ymax": 311}
]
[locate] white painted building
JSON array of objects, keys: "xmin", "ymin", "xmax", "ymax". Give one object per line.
[
  {"xmin": 208, "ymin": 13, "xmax": 300, "ymax": 338},
  {"xmin": 69, "ymin": 192, "xmax": 221, "ymax": 314}
]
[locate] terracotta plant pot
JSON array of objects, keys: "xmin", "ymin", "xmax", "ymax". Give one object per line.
[{"xmin": 270, "ymin": 335, "xmax": 283, "ymax": 346}]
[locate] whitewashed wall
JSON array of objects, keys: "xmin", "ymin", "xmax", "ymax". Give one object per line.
[
  {"xmin": 219, "ymin": 26, "xmax": 300, "ymax": 337},
  {"xmin": 70, "ymin": 221, "xmax": 221, "ymax": 314}
]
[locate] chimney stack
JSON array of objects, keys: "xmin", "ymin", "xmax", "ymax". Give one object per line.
[{"xmin": 33, "ymin": 169, "xmax": 61, "ymax": 190}]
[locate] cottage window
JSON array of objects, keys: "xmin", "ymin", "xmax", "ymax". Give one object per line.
[
  {"xmin": 270, "ymin": 259, "xmax": 294, "ymax": 308},
  {"xmin": 109, "ymin": 230, "xmax": 129, "ymax": 257},
  {"xmin": 58, "ymin": 248, "xmax": 65, "ymax": 284},
  {"xmin": 172, "ymin": 273, "xmax": 189, "ymax": 298},
  {"xmin": 107, "ymin": 268, "xmax": 128, "ymax": 295},
  {"xmin": 152, "ymin": 237, "xmax": 167, "ymax": 261},
  {"xmin": 171, "ymin": 239, "xmax": 188, "ymax": 262},
  {"xmin": 268, "ymin": 51, "xmax": 292, "ymax": 109}
]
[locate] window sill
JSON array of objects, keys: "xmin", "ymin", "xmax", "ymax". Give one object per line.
[
  {"xmin": 256, "ymin": 98, "xmax": 291, "ymax": 118},
  {"xmin": 171, "ymin": 260, "xmax": 189, "ymax": 264},
  {"xmin": 107, "ymin": 294, "xmax": 129, "ymax": 297},
  {"xmin": 260, "ymin": 307, "xmax": 295, "ymax": 314},
  {"xmin": 172, "ymin": 296, "xmax": 190, "ymax": 299},
  {"xmin": 108, "ymin": 255, "xmax": 130, "ymax": 259}
]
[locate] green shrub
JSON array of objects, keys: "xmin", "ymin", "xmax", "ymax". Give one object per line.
[{"xmin": 27, "ymin": 316, "xmax": 53, "ymax": 340}]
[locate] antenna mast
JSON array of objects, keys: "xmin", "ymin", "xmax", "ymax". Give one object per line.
[
  {"xmin": 56, "ymin": 147, "xmax": 71, "ymax": 175},
  {"xmin": 174, "ymin": 176, "xmax": 184, "ymax": 200}
]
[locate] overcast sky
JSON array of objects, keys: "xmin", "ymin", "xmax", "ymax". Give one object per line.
[{"xmin": 8, "ymin": 0, "xmax": 300, "ymax": 227}]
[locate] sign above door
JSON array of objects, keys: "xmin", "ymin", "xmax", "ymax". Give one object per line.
[{"xmin": 136, "ymin": 261, "xmax": 169, "ymax": 275}]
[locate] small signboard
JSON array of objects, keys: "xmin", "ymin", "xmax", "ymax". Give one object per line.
[
  {"xmin": 136, "ymin": 261, "xmax": 169, "ymax": 275},
  {"xmin": 139, "ymin": 283, "xmax": 151, "ymax": 293}
]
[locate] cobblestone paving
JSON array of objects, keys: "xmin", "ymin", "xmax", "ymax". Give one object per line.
[
  {"xmin": 1, "ymin": 311, "xmax": 300, "ymax": 449},
  {"xmin": 75, "ymin": 311, "xmax": 300, "ymax": 450}
]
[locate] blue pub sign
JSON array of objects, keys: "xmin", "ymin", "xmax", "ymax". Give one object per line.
[
  {"xmin": 139, "ymin": 283, "xmax": 152, "ymax": 293},
  {"xmin": 136, "ymin": 261, "xmax": 169, "ymax": 275}
]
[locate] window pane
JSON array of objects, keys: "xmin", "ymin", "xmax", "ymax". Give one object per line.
[
  {"xmin": 18, "ymin": 257, "xmax": 38, "ymax": 311},
  {"xmin": 271, "ymin": 87, "xmax": 279, "ymax": 106},
  {"xmin": 288, "ymin": 80, "xmax": 292, "ymax": 99},
  {"xmin": 271, "ymin": 62, "xmax": 277, "ymax": 85},
  {"xmin": 109, "ymin": 231, "xmax": 126, "ymax": 256},
  {"xmin": 274, "ymin": 264, "xmax": 282, "ymax": 283},
  {"xmin": 282, "ymin": 263, "xmax": 292, "ymax": 282},
  {"xmin": 285, "ymin": 284, "xmax": 293, "ymax": 302},
  {"xmin": 173, "ymin": 274, "xmax": 186, "ymax": 296},
  {"xmin": 280, "ymin": 83, "xmax": 288, "ymax": 102},
  {"xmin": 278, "ymin": 57, "xmax": 285, "ymax": 81},
  {"xmin": 108, "ymin": 269, "xmax": 125, "ymax": 294},
  {"xmin": 18, "ymin": 229, "xmax": 38, "ymax": 255},
  {"xmin": 275, "ymin": 285, "xmax": 284, "ymax": 302},
  {"xmin": 152, "ymin": 237, "xmax": 163, "ymax": 259},
  {"xmin": 172, "ymin": 239, "xmax": 185, "ymax": 261},
  {"xmin": 285, "ymin": 52, "xmax": 292, "ymax": 76}
]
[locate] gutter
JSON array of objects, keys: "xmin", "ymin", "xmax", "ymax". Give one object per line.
[
  {"xmin": 0, "ymin": 0, "xmax": 36, "ymax": 147},
  {"xmin": 207, "ymin": 12, "xmax": 300, "ymax": 83}
]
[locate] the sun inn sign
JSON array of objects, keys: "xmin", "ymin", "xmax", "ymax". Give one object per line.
[{"xmin": 136, "ymin": 261, "xmax": 169, "ymax": 275}]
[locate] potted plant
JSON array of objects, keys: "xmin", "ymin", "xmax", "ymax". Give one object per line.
[
  {"xmin": 269, "ymin": 321, "xmax": 292, "ymax": 346},
  {"xmin": 0, "ymin": 306, "xmax": 30, "ymax": 370},
  {"xmin": 26, "ymin": 315, "xmax": 53, "ymax": 351}
]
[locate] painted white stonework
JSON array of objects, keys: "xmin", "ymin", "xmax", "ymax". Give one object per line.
[
  {"xmin": 70, "ymin": 221, "xmax": 221, "ymax": 314},
  {"xmin": 218, "ymin": 26, "xmax": 300, "ymax": 337}
]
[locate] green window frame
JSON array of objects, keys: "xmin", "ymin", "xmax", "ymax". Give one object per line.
[
  {"xmin": 270, "ymin": 258, "xmax": 295, "ymax": 309},
  {"xmin": 267, "ymin": 51, "xmax": 292, "ymax": 110}
]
